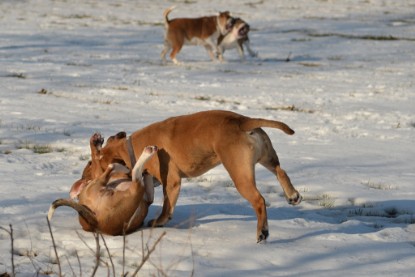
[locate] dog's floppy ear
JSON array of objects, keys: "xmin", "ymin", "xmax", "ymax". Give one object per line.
[
  {"xmin": 219, "ymin": 11, "xmax": 230, "ymax": 16},
  {"xmin": 70, "ymin": 179, "xmax": 88, "ymax": 199},
  {"xmin": 107, "ymin": 131, "xmax": 126, "ymax": 144},
  {"xmin": 115, "ymin": 131, "xmax": 127, "ymax": 139}
]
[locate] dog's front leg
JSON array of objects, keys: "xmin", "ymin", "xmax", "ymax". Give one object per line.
[
  {"xmin": 148, "ymin": 175, "xmax": 182, "ymax": 227},
  {"xmin": 203, "ymin": 44, "xmax": 217, "ymax": 61},
  {"xmin": 244, "ymin": 40, "xmax": 258, "ymax": 57},
  {"xmin": 236, "ymin": 42, "xmax": 245, "ymax": 60}
]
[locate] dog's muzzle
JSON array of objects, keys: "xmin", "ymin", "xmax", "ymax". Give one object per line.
[{"xmin": 238, "ymin": 24, "xmax": 250, "ymax": 37}]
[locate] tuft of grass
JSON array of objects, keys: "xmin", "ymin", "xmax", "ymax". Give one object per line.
[
  {"xmin": 194, "ymin": 96, "xmax": 240, "ymax": 105},
  {"xmin": 37, "ymin": 88, "xmax": 48, "ymax": 95},
  {"xmin": 17, "ymin": 141, "xmax": 54, "ymax": 154},
  {"xmin": 348, "ymin": 206, "xmax": 413, "ymax": 220},
  {"xmin": 319, "ymin": 194, "xmax": 335, "ymax": 208},
  {"xmin": 298, "ymin": 62, "xmax": 322, "ymax": 67},
  {"xmin": 308, "ymin": 32, "xmax": 415, "ymax": 41},
  {"xmin": 63, "ymin": 129, "xmax": 72, "ymax": 137},
  {"xmin": 362, "ymin": 180, "xmax": 398, "ymax": 190},
  {"xmin": 265, "ymin": 105, "xmax": 315, "ymax": 114},
  {"xmin": 6, "ymin": 72, "xmax": 26, "ymax": 79},
  {"xmin": 194, "ymin": 96, "xmax": 211, "ymax": 101},
  {"xmin": 32, "ymin": 144, "xmax": 54, "ymax": 154}
]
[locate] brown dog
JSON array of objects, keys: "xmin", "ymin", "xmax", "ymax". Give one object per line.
[
  {"xmin": 217, "ymin": 17, "xmax": 257, "ymax": 60},
  {"xmin": 160, "ymin": 6, "xmax": 235, "ymax": 64},
  {"xmin": 75, "ymin": 110, "xmax": 302, "ymax": 242},
  {"xmin": 48, "ymin": 133, "xmax": 157, "ymax": 236}
]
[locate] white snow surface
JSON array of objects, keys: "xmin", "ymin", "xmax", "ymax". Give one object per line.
[{"xmin": 1, "ymin": 0, "xmax": 414, "ymax": 276}]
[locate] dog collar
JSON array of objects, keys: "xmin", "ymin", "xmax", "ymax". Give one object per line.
[{"xmin": 126, "ymin": 136, "xmax": 136, "ymax": 168}]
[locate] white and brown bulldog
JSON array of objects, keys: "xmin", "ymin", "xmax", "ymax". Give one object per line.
[
  {"xmin": 160, "ymin": 6, "xmax": 235, "ymax": 64},
  {"xmin": 48, "ymin": 133, "xmax": 157, "ymax": 236},
  {"xmin": 74, "ymin": 110, "xmax": 302, "ymax": 242},
  {"xmin": 217, "ymin": 17, "xmax": 257, "ymax": 61}
]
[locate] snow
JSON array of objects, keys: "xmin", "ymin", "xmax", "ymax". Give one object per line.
[{"xmin": 0, "ymin": 0, "xmax": 414, "ymax": 276}]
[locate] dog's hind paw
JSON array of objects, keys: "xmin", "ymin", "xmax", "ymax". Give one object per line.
[
  {"xmin": 257, "ymin": 229, "xmax": 269, "ymax": 243},
  {"xmin": 287, "ymin": 192, "xmax": 302, "ymax": 206}
]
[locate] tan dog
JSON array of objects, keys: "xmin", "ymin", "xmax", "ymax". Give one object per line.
[
  {"xmin": 75, "ymin": 110, "xmax": 302, "ymax": 242},
  {"xmin": 48, "ymin": 133, "xmax": 157, "ymax": 236},
  {"xmin": 217, "ymin": 17, "xmax": 257, "ymax": 60},
  {"xmin": 160, "ymin": 6, "xmax": 235, "ymax": 64}
]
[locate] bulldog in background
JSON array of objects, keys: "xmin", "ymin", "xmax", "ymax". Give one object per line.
[
  {"xmin": 217, "ymin": 17, "xmax": 257, "ymax": 60},
  {"xmin": 161, "ymin": 6, "xmax": 235, "ymax": 64}
]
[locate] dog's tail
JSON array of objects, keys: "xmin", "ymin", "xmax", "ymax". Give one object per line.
[
  {"xmin": 48, "ymin": 198, "xmax": 98, "ymax": 227},
  {"xmin": 163, "ymin": 6, "xmax": 176, "ymax": 28},
  {"xmin": 240, "ymin": 118, "xmax": 295, "ymax": 135}
]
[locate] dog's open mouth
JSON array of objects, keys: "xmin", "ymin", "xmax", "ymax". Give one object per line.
[{"xmin": 238, "ymin": 24, "xmax": 250, "ymax": 37}]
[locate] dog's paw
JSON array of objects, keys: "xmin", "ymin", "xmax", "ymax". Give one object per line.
[
  {"xmin": 287, "ymin": 192, "xmax": 302, "ymax": 205},
  {"xmin": 257, "ymin": 229, "xmax": 269, "ymax": 243},
  {"xmin": 91, "ymin": 133, "xmax": 104, "ymax": 149}
]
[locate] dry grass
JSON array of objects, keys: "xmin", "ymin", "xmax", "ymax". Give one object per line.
[{"xmin": 1, "ymin": 219, "xmax": 171, "ymax": 277}]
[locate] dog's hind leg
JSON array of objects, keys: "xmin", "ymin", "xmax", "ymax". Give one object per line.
[
  {"xmin": 217, "ymin": 143, "xmax": 269, "ymax": 242},
  {"xmin": 257, "ymin": 131, "xmax": 302, "ymax": 205},
  {"xmin": 89, "ymin": 133, "xmax": 105, "ymax": 179},
  {"xmin": 161, "ymin": 41, "xmax": 171, "ymax": 63}
]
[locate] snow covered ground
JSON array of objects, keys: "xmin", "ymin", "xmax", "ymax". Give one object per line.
[{"xmin": 1, "ymin": 0, "xmax": 414, "ymax": 276}]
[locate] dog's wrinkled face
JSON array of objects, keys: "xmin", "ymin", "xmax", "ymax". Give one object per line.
[
  {"xmin": 70, "ymin": 132, "xmax": 128, "ymax": 198},
  {"xmin": 218, "ymin": 11, "xmax": 234, "ymax": 35},
  {"xmin": 97, "ymin": 131, "xmax": 128, "ymax": 171},
  {"xmin": 232, "ymin": 18, "xmax": 250, "ymax": 38}
]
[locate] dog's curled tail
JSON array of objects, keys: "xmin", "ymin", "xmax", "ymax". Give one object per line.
[
  {"xmin": 163, "ymin": 6, "xmax": 176, "ymax": 28},
  {"xmin": 241, "ymin": 118, "xmax": 295, "ymax": 135},
  {"xmin": 48, "ymin": 198, "xmax": 98, "ymax": 227}
]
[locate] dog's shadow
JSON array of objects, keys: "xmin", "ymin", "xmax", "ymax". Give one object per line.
[
  {"xmin": 146, "ymin": 199, "xmax": 415, "ymax": 241},
  {"xmin": 147, "ymin": 202, "xmax": 311, "ymax": 230},
  {"xmin": 147, "ymin": 203, "xmax": 258, "ymax": 229}
]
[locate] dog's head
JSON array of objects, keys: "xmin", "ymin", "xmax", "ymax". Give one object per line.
[
  {"xmin": 70, "ymin": 132, "xmax": 129, "ymax": 198},
  {"xmin": 233, "ymin": 18, "xmax": 250, "ymax": 38},
  {"xmin": 217, "ymin": 11, "xmax": 235, "ymax": 35},
  {"xmin": 95, "ymin": 131, "xmax": 129, "ymax": 172}
]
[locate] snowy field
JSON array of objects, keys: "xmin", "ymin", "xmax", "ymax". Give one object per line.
[{"xmin": 1, "ymin": 0, "xmax": 414, "ymax": 276}]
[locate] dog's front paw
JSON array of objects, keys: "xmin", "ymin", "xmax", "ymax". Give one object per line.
[
  {"xmin": 287, "ymin": 191, "xmax": 302, "ymax": 205},
  {"xmin": 91, "ymin": 133, "xmax": 104, "ymax": 149}
]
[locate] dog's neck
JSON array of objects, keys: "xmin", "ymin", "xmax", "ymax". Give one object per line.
[
  {"xmin": 126, "ymin": 136, "xmax": 136, "ymax": 169},
  {"xmin": 216, "ymin": 15, "xmax": 226, "ymax": 35}
]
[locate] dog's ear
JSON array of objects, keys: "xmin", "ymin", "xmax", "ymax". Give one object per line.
[
  {"xmin": 107, "ymin": 131, "xmax": 126, "ymax": 144},
  {"xmin": 115, "ymin": 131, "xmax": 127, "ymax": 139},
  {"xmin": 70, "ymin": 179, "xmax": 87, "ymax": 199}
]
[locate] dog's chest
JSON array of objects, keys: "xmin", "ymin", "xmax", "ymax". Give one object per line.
[{"xmin": 219, "ymin": 34, "xmax": 239, "ymax": 49}]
